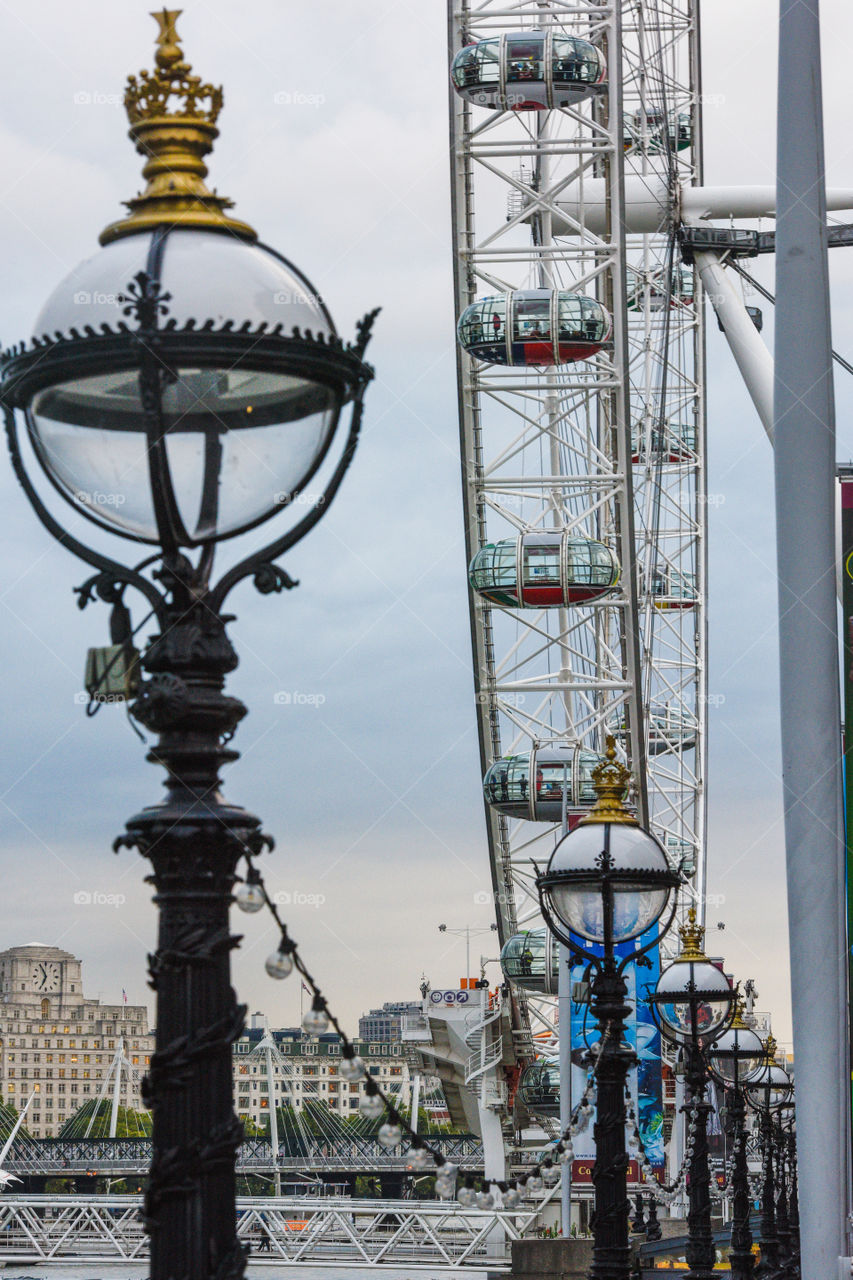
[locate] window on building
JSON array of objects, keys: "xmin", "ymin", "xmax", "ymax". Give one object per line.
[{"xmin": 40, "ymin": 1000, "xmax": 49, "ymax": 1018}]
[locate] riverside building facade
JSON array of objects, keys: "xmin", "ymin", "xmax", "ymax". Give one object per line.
[{"xmin": 0, "ymin": 945, "xmax": 153, "ymax": 1137}]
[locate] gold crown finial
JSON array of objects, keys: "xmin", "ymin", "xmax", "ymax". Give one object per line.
[
  {"xmin": 763, "ymin": 1034, "xmax": 778, "ymax": 1063},
  {"xmin": 99, "ymin": 9, "xmax": 256, "ymax": 245},
  {"xmin": 578, "ymin": 735, "xmax": 637, "ymax": 827},
  {"xmin": 153, "ymin": 10, "xmax": 185, "ymax": 73},
  {"xmin": 677, "ymin": 906, "xmax": 707, "ymax": 960},
  {"xmin": 730, "ymin": 994, "xmax": 749, "ymax": 1029}
]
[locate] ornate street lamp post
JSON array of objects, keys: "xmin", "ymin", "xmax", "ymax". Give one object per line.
[
  {"xmin": 743, "ymin": 1038, "xmax": 793, "ymax": 1280},
  {"xmin": 647, "ymin": 911, "xmax": 735, "ymax": 1280},
  {"xmin": 781, "ymin": 1104, "xmax": 800, "ymax": 1278},
  {"xmin": 536, "ymin": 738, "xmax": 682, "ymax": 1280},
  {"xmin": 707, "ymin": 1000, "xmax": 764, "ymax": 1280},
  {"xmin": 0, "ymin": 13, "xmax": 377, "ymax": 1280}
]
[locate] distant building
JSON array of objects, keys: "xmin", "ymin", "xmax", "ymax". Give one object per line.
[
  {"xmin": 358, "ymin": 1002, "xmax": 422, "ymax": 1042},
  {"xmin": 0, "ymin": 945, "xmax": 153, "ymax": 1137},
  {"xmin": 232, "ymin": 1015, "xmax": 410, "ymax": 1130}
]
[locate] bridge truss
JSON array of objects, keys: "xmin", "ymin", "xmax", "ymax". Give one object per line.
[{"xmin": 0, "ymin": 1194, "xmax": 527, "ymax": 1268}]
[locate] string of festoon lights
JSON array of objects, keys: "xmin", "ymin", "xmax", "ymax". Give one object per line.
[
  {"xmin": 236, "ymin": 855, "xmax": 615, "ymax": 1207},
  {"xmin": 627, "ymin": 1090, "xmax": 701, "ymax": 1207}
]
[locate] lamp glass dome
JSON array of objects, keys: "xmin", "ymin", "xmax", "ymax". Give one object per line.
[
  {"xmin": 545, "ymin": 822, "xmax": 672, "ymax": 944},
  {"xmin": 708, "ymin": 1022, "xmax": 764, "ymax": 1083},
  {"xmin": 654, "ymin": 957, "xmax": 732, "ymax": 1042},
  {"xmin": 26, "ymin": 231, "xmax": 340, "ymax": 545},
  {"xmin": 744, "ymin": 1061, "xmax": 793, "ymax": 1110}
]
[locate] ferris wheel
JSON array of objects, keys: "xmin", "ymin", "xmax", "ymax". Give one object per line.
[{"xmin": 447, "ymin": 0, "xmax": 706, "ymax": 1095}]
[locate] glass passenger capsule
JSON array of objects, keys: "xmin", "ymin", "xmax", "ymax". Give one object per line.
[
  {"xmin": 469, "ymin": 532, "xmax": 620, "ymax": 608},
  {"xmin": 624, "ymin": 109, "xmax": 692, "ymax": 153},
  {"xmin": 647, "ymin": 706, "xmax": 697, "ymax": 756},
  {"xmin": 611, "ymin": 707, "xmax": 697, "ymax": 756},
  {"xmin": 451, "ymin": 31, "xmax": 605, "ymax": 112},
  {"xmin": 664, "ymin": 837, "xmax": 697, "ymax": 879},
  {"xmin": 500, "ymin": 929, "xmax": 559, "ymax": 995},
  {"xmin": 518, "ymin": 1060, "xmax": 561, "ymax": 1117},
  {"xmin": 458, "ymin": 291, "xmax": 611, "ymax": 367},
  {"xmin": 627, "ymin": 265, "xmax": 694, "ymax": 313},
  {"xmin": 631, "ymin": 421, "xmax": 697, "ymax": 463},
  {"xmin": 648, "ymin": 567, "xmax": 698, "ymax": 611},
  {"xmin": 484, "ymin": 742, "xmax": 603, "ymax": 823}
]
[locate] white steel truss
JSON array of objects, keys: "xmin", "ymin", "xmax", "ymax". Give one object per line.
[
  {"xmin": 0, "ymin": 1195, "xmax": 533, "ymax": 1267},
  {"xmin": 449, "ymin": 0, "xmax": 706, "ymax": 1073}
]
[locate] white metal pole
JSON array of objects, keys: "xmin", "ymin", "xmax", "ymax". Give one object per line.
[
  {"xmin": 774, "ymin": 0, "xmax": 850, "ymax": 1272},
  {"xmin": 109, "ymin": 1038, "xmax": 123, "ymax": 1139},
  {"xmin": 691, "ymin": 250, "xmax": 774, "ymax": 441},
  {"xmin": 264, "ymin": 1037, "xmax": 281, "ymax": 1196},
  {"xmin": 411, "ymin": 1073, "xmax": 421, "ymax": 1138},
  {"xmin": 0, "ymin": 1089, "xmax": 36, "ymax": 1166}
]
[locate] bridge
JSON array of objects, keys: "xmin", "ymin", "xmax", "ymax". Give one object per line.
[
  {"xmin": 0, "ymin": 1194, "xmax": 533, "ymax": 1268},
  {"xmin": 2, "ymin": 1135, "xmax": 485, "ymax": 1184}
]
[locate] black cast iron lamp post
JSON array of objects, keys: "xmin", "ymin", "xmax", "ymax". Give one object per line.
[
  {"xmin": 743, "ymin": 1037, "xmax": 792, "ymax": 1279},
  {"xmin": 707, "ymin": 999, "xmax": 764, "ymax": 1280},
  {"xmin": 536, "ymin": 737, "xmax": 682, "ymax": 1280},
  {"xmin": 0, "ymin": 12, "xmax": 377, "ymax": 1280},
  {"xmin": 647, "ymin": 909, "xmax": 735, "ymax": 1280}
]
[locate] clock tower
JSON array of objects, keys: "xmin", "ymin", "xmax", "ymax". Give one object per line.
[{"xmin": 0, "ymin": 944, "xmax": 84, "ymax": 1012}]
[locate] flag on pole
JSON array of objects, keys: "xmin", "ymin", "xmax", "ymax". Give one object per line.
[{"xmin": 122, "ymin": 989, "xmax": 127, "ymax": 1004}]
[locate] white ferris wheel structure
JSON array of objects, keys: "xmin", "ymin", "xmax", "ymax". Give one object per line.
[{"xmin": 447, "ymin": 0, "xmax": 853, "ymax": 1165}]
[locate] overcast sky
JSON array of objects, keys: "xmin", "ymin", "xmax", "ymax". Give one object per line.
[{"xmin": 2, "ymin": 1, "xmax": 853, "ymax": 1050}]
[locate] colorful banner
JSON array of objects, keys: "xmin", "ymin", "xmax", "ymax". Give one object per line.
[{"xmin": 568, "ymin": 928, "xmax": 664, "ymax": 1169}]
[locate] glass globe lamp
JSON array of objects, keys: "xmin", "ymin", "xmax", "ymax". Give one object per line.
[
  {"xmin": 649, "ymin": 908, "xmax": 735, "ymax": 1043},
  {"xmin": 744, "ymin": 1037, "xmax": 793, "ymax": 1111},
  {"xmin": 0, "ymin": 16, "xmax": 376, "ymax": 559},
  {"xmin": 537, "ymin": 737, "xmax": 680, "ymax": 946},
  {"xmin": 708, "ymin": 1000, "xmax": 763, "ymax": 1083}
]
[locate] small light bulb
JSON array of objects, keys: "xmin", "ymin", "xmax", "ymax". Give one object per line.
[
  {"xmin": 235, "ymin": 881, "xmax": 265, "ymax": 913},
  {"xmin": 378, "ymin": 1123, "xmax": 402, "ymax": 1149},
  {"xmin": 527, "ymin": 1174, "xmax": 543, "ymax": 1193},
  {"xmin": 502, "ymin": 1187, "xmax": 521, "ymax": 1210},
  {"xmin": 360, "ymin": 1093, "xmax": 385, "ymax": 1121},
  {"xmin": 457, "ymin": 1186, "xmax": 476, "ymax": 1207},
  {"xmin": 302, "ymin": 1003, "xmax": 329, "ymax": 1035},
  {"xmin": 476, "ymin": 1190, "xmax": 494, "ymax": 1210},
  {"xmin": 340, "ymin": 1055, "xmax": 365, "ymax": 1082},
  {"xmin": 265, "ymin": 950, "xmax": 293, "ymax": 980},
  {"xmin": 407, "ymin": 1146, "xmax": 432, "ymax": 1170}
]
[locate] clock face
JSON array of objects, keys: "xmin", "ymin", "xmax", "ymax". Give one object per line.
[{"xmin": 31, "ymin": 963, "xmax": 61, "ymax": 993}]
